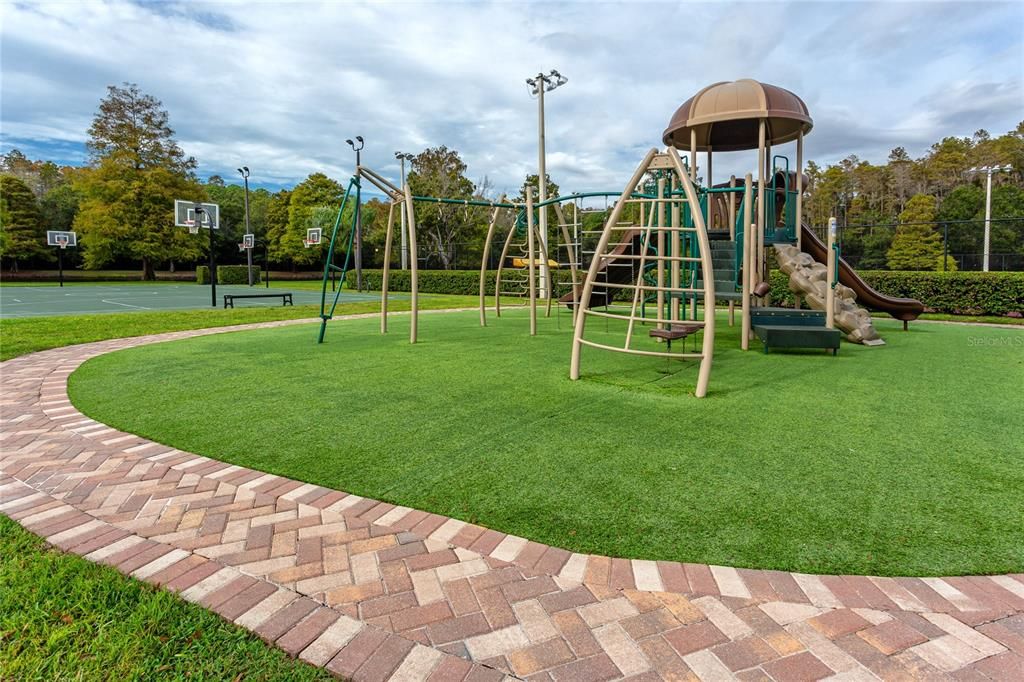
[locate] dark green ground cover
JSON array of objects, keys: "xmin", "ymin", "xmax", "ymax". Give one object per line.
[
  {"xmin": 0, "ymin": 515, "xmax": 331, "ymax": 681},
  {"xmin": 68, "ymin": 308, "xmax": 1024, "ymax": 577}
]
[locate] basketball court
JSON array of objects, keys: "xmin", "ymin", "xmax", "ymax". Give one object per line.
[{"xmin": 0, "ymin": 284, "xmax": 391, "ymax": 319}]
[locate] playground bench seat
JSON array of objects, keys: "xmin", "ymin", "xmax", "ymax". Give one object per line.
[
  {"xmin": 650, "ymin": 323, "xmax": 704, "ymax": 351},
  {"xmin": 223, "ymin": 293, "xmax": 293, "ymax": 309}
]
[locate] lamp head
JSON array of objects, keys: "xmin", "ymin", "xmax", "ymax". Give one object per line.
[
  {"xmin": 243, "ymin": 166, "xmax": 249, "ymax": 174},
  {"xmin": 356, "ymin": 135, "xmax": 363, "ymax": 143},
  {"xmin": 346, "ymin": 139, "xmax": 354, "ymax": 147}
]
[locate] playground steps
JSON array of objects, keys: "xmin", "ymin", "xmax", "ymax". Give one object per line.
[
  {"xmin": 692, "ymin": 238, "xmax": 742, "ymax": 302},
  {"xmin": 750, "ymin": 307, "xmax": 840, "ymax": 354},
  {"xmin": 750, "ymin": 307, "xmax": 825, "ymax": 326},
  {"xmin": 754, "ymin": 324, "xmax": 841, "ymax": 354}
]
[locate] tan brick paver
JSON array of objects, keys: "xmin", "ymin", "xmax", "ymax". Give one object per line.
[{"xmin": 2, "ymin": 319, "xmax": 1021, "ymax": 679}]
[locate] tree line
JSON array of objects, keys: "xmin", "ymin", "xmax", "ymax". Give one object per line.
[
  {"xmin": 1, "ymin": 83, "xmax": 1021, "ymax": 276},
  {"xmin": 804, "ymin": 127, "xmax": 1024, "ymax": 269}
]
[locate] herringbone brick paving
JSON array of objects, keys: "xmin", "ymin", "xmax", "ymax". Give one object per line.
[{"xmin": 2, "ymin": 321, "xmax": 1023, "ymax": 680}]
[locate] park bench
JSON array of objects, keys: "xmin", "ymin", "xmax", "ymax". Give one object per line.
[{"xmin": 223, "ymin": 292, "xmax": 293, "ymax": 309}]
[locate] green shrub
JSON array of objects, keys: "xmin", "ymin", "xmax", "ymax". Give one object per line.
[
  {"xmin": 196, "ymin": 265, "xmax": 261, "ymax": 285},
  {"xmin": 770, "ymin": 270, "xmax": 1023, "ymax": 316},
  {"xmin": 346, "ymin": 269, "xmax": 579, "ymax": 297},
  {"xmin": 0, "ymin": 270, "xmax": 196, "ymax": 282},
  {"xmin": 347, "ymin": 268, "xmax": 1023, "ymax": 317}
]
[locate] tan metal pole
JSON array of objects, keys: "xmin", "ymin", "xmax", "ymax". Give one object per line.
[
  {"xmin": 741, "ymin": 174, "xmax": 753, "ymax": 350},
  {"xmin": 756, "ymin": 119, "xmax": 766, "ymax": 302},
  {"xmin": 796, "ymin": 131, "xmax": 804, "ymax": 251},
  {"xmin": 668, "ymin": 147, "xmax": 714, "ymax": 398},
  {"xmin": 478, "ymin": 201, "xmax": 504, "ymax": 326},
  {"xmin": 525, "ymin": 190, "xmax": 537, "ymax": 336},
  {"xmin": 656, "ymin": 177, "xmax": 666, "ymax": 330},
  {"xmin": 494, "ymin": 224, "xmax": 517, "ymax": 318},
  {"xmin": 380, "ymin": 201, "xmax": 396, "ymax": 334},
  {"xmin": 826, "ymin": 217, "xmax": 837, "ymax": 329},
  {"xmin": 728, "ymin": 175, "xmax": 736, "ymax": 241},
  {"xmin": 403, "ymin": 182, "xmax": 419, "ymax": 343},
  {"xmin": 541, "ymin": 219, "xmax": 554, "ymax": 319},
  {"xmin": 670, "ymin": 176, "xmax": 681, "ymax": 322},
  {"xmin": 571, "ymin": 148, "xmax": 657, "ymax": 380},
  {"xmin": 690, "ymin": 130, "xmax": 697, "ymax": 181},
  {"xmin": 706, "ymin": 146, "xmax": 713, "ymax": 231},
  {"xmin": 537, "ymin": 79, "xmax": 551, "ymax": 300},
  {"xmin": 553, "ymin": 202, "xmax": 579, "ymax": 322}
]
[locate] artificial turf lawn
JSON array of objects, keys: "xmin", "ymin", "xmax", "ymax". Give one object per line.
[
  {"xmin": 0, "ymin": 292, "xmax": 482, "ymax": 361},
  {"xmin": 0, "ymin": 515, "xmax": 331, "ymax": 681},
  {"xmin": 67, "ymin": 308, "xmax": 1024, "ymax": 577}
]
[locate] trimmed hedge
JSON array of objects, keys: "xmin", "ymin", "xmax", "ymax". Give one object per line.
[
  {"xmin": 350, "ymin": 268, "xmax": 1023, "ymax": 317},
  {"xmin": 770, "ymin": 270, "xmax": 1023, "ymax": 316},
  {"xmin": 346, "ymin": 269, "xmax": 578, "ymax": 297},
  {"xmin": 1, "ymin": 270, "xmax": 196, "ymax": 282},
  {"xmin": 196, "ymin": 265, "xmax": 262, "ymax": 285}
]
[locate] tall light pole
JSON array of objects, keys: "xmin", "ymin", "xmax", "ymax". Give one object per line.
[
  {"xmin": 346, "ymin": 136, "xmax": 364, "ymax": 290},
  {"xmin": 967, "ymin": 165, "xmax": 1012, "ymax": 271},
  {"xmin": 237, "ymin": 166, "xmax": 253, "ymax": 286},
  {"xmin": 526, "ymin": 69, "xmax": 567, "ymax": 299},
  {"xmin": 395, "ymin": 151, "xmax": 415, "ymax": 270}
]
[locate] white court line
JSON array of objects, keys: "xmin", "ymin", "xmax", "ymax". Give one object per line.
[{"xmin": 101, "ymin": 299, "xmax": 152, "ymax": 310}]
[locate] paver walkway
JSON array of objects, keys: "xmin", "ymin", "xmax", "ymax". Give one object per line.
[{"xmin": 2, "ymin": 320, "xmax": 1023, "ymax": 681}]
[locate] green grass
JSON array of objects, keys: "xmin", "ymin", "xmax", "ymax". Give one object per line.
[
  {"xmin": 0, "ymin": 293, "xmax": 482, "ymax": 361},
  {"xmin": 67, "ymin": 308, "xmax": 1024, "ymax": 577},
  {"xmin": 0, "ymin": 515, "xmax": 332, "ymax": 681}
]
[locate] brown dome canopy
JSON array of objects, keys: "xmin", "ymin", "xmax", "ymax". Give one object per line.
[{"xmin": 663, "ymin": 79, "xmax": 812, "ymax": 152}]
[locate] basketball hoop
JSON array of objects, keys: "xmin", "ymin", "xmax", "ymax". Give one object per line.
[
  {"xmin": 186, "ymin": 220, "xmax": 199, "ymax": 235},
  {"xmin": 238, "ymin": 243, "xmax": 246, "ymax": 252},
  {"xmin": 304, "ymin": 228, "xmax": 321, "ymax": 249},
  {"xmin": 56, "ymin": 236, "xmax": 69, "ymax": 250}
]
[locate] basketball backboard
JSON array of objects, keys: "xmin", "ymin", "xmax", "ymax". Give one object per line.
[
  {"xmin": 305, "ymin": 227, "xmax": 322, "ymax": 247},
  {"xmin": 242, "ymin": 233, "xmax": 255, "ymax": 249},
  {"xmin": 174, "ymin": 200, "xmax": 220, "ymax": 229},
  {"xmin": 47, "ymin": 230, "xmax": 77, "ymax": 247}
]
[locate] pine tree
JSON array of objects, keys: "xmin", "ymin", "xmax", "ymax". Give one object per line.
[
  {"xmin": 0, "ymin": 175, "xmax": 51, "ymax": 270},
  {"xmin": 887, "ymin": 194, "xmax": 942, "ymax": 270}
]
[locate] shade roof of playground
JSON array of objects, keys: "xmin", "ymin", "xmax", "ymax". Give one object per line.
[{"xmin": 662, "ymin": 79, "xmax": 813, "ymax": 152}]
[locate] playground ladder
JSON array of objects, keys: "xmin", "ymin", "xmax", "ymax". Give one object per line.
[{"xmin": 569, "ymin": 148, "xmax": 716, "ymax": 398}]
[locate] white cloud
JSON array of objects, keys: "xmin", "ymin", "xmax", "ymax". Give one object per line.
[{"xmin": 1, "ymin": 0, "xmax": 1021, "ymax": 194}]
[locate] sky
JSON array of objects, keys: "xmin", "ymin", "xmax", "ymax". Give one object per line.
[{"xmin": 1, "ymin": 0, "xmax": 1022, "ymax": 196}]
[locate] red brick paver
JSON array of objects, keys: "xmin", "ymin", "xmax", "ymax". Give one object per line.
[{"xmin": 2, "ymin": 320, "xmax": 1021, "ymax": 680}]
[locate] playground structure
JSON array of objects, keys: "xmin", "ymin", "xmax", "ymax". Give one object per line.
[{"xmin": 313, "ymin": 79, "xmax": 924, "ymax": 397}]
